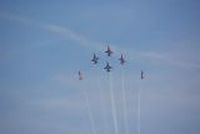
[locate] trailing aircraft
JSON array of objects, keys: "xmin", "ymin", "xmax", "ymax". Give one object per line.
[
  {"xmin": 141, "ymin": 70, "xmax": 144, "ymax": 80},
  {"xmin": 78, "ymin": 71, "xmax": 83, "ymax": 80},
  {"xmin": 104, "ymin": 62, "xmax": 112, "ymax": 72}
]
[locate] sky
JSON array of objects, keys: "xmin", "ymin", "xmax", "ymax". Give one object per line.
[{"xmin": 0, "ymin": 0, "xmax": 200, "ymax": 134}]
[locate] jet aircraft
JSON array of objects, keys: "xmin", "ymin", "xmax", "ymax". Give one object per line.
[
  {"xmin": 119, "ymin": 54, "xmax": 126, "ymax": 65},
  {"xmin": 91, "ymin": 53, "xmax": 99, "ymax": 64},
  {"xmin": 104, "ymin": 62, "xmax": 112, "ymax": 72},
  {"xmin": 141, "ymin": 70, "xmax": 144, "ymax": 80},
  {"xmin": 105, "ymin": 46, "xmax": 113, "ymax": 57},
  {"xmin": 78, "ymin": 71, "xmax": 83, "ymax": 80}
]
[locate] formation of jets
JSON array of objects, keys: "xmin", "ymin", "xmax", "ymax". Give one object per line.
[{"xmin": 79, "ymin": 46, "xmax": 144, "ymax": 80}]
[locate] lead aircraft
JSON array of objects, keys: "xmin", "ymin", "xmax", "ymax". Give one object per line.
[{"xmin": 105, "ymin": 46, "xmax": 113, "ymax": 57}]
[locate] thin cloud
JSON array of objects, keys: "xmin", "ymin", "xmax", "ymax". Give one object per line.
[
  {"xmin": 0, "ymin": 12, "xmax": 199, "ymax": 70},
  {"xmin": 138, "ymin": 51, "xmax": 200, "ymax": 70}
]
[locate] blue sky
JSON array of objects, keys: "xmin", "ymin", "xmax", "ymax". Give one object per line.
[{"xmin": 0, "ymin": 0, "xmax": 200, "ymax": 134}]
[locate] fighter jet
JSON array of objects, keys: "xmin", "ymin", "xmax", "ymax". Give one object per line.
[
  {"xmin": 78, "ymin": 71, "xmax": 83, "ymax": 80},
  {"xmin": 141, "ymin": 70, "xmax": 144, "ymax": 80},
  {"xmin": 91, "ymin": 53, "xmax": 99, "ymax": 64},
  {"xmin": 119, "ymin": 54, "xmax": 126, "ymax": 65},
  {"xmin": 105, "ymin": 46, "xmax": 113, "ymax": 57},
  {"xmin": 104, "ymin": 62, "xmax": 112, "ymax": 72}
]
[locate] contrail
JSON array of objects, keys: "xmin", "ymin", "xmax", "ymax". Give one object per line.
[
  {"xmin": 121, "ymin": 67, "xmax": 129, "ymax": 134},
  {"xmin": 109, "ymin": 72, "xmax": 119, "ymax": 134},
  {"xmin": 81, "ymin": 81, "xmax": 97, "ymax": 134}
]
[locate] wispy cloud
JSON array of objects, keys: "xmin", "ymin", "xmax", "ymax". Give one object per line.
[
  {"xmin": 0, "ymin": 12, "xmax": 199, "ymax": 70},
  {"xmin": 137, "ymin": 51, "xmax": 200, "ymax": 70}
]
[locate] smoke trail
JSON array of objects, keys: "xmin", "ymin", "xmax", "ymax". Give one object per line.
[
  {"xmin": 96, "ymin": 76, "xmax": 109, "ymax": 134},
  {"xmin": 109, "ymin": 72, "xmax": 119, "ymax": 134},
  {"xmin": 137, "ymin": 82, "xmax": 141, "ymax": 134},
  {"xmin": 81, "ymin": 81, "xmax": 97, "ymax": 134},
  {"xmin": 121, "ymin": 68, "xmax": 129, "ymax": 134}
]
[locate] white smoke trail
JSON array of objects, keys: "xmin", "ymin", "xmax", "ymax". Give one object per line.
[
  {"xmin": 96, "ymin": 76, "xmax": 109, "ymax": 134},
  {"xmin": 109, "ymin": 72, "xmax": 119, "ymax": 134},
  {"xmin": 137, "ymin": 81, "xmax": 141, "ymax": 134},
  {"xmin": 81, "ymin": 81, "xmax": 97, "ymax": 134},
  {"xmin": 121, "ymin": 67, "xmax": 129, "ymax": 134}
]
